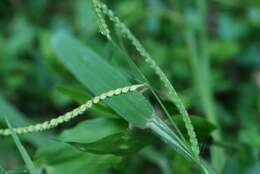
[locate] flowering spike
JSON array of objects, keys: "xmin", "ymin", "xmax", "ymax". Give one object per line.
[{"xmin": 0, "ymin": 84, "xmax": 146, "ymax": 136}]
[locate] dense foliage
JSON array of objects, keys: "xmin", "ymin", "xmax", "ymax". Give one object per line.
[{"xmin": 0, "ymin": 0, "xmax": 259, "ymax": 174}]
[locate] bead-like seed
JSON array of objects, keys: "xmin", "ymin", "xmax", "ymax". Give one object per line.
[
  {"xmin": 42, "ymin": 121, "xmax": 49, "ymax": 129},
  {"xmin": 93, "ymin": 97, "xmax": 100, "ymax": 103},
  {"xmin": 35, "ymin": 124, "xmax": 42, "ymax": 131},
  {"xmin": 107, "ymin": 91, "xmax": 114, "ymax": 97},
  {"xmin": 64, "ymin": 114, "xmax": 71, "ymax": 121},
  {"xmin": 122, "ymin": 87, "xmax": 129, "ymax": 93},
  {"xmin": 114, "ymin": 89, "xmax": 121, "ymax": 95},
  {"xmin": 86, "ymin": 101, "xmax": 93, "ymax": 108},
  {"xmin": 100, "ymin": 93, "xmax": 107, "ymax": 100},
  {"xmin": 50, "ymin": 119, "xmax": 57, "ymax": 126},
  {"xmin": 79, "ymin": 105, "xmax": 86, "ymax": 112},
  {"xmin": 4, "ymin": 130, "xmax": 10, "ymax": 136},
  {"xmin": 16, "ymin": 128, "xmax": 23, "ymax": 134},
  {"xmin": 28, "ymin": 125, "xmax": 34, "ymax": 132},
  {"xmin": 130, "ymin": 86, "xmax": 138, "ymax": 91}
]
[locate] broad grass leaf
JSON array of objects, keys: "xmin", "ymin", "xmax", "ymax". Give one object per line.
[
  {"xmin": 59, "ymin": 118, "xmax": 153, "ymax": 155},
  {"xmin": 52, "ymin": 32, "xmax": 153, "ymax": 128},
  {"xmin": 69, "ymin": 132, "xmax": 152, "ymax": 156},
  {"xmin": 59, "ymin": 118, "xmax": 126, "ymax": 143},
  {"xmin": 35, "ymin": 142, "xmax": 123, "ymax": 174},
  {"xmin": 52, "ymin": 32, "xmax": 197, "ymax": 163},
  {"xmin": 56, "ymin": 85, "xmax": 91, "ymax": 104}
]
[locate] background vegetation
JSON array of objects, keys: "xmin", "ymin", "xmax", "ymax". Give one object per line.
[{"xmin": 0, "ymin": 0, "xmax": 259, "ymax": 173}]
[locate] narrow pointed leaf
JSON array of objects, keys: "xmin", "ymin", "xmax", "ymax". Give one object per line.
[
  {"xmin": 0, "ymin": 96, "xmax": 51, "ymax": 147},
  {"xmin": 6, "ymin": 119, "xmax": 38, "ymax": 174}
]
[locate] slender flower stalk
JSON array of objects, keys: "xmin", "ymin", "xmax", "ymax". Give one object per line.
[
  {"xmin": 92, "ymin": 1, "xmax": 200, "ymax": 158},
  {"xmin": 0, "ymin": 84, "xmax": 145, "ymax": 136}
]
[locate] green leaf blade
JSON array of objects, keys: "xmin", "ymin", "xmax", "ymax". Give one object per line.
[
  {"xmin": 35, "ymin": 142, "xmax": 123, "ymax": 174},
  {"xmin": 52, "ymin": 32, "xmax": 154, "ymax": 128},
  {"xmin": 59, "ymin": 118, "xmax": 153, "ymax": 156}
]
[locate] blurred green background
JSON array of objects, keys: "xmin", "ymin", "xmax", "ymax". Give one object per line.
[{"xmin": 0, "ymin": 0, "xmax": 259, "ymax": 173}]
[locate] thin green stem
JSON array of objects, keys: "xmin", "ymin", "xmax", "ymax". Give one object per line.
[
  {"xmin": 0, "ymin": 84, "xmax": 145, "ymax": 136},
  {"xmin": 148, "ymin": 117, "xmax": 194, "ymax": 161},
  {"xmin": 148, "ymin": 117, "xmax": 214, "ymax": 174},
  {"xmin": 111, "ymin": 33, "xmax": 183, "ymax": 131},
  {"xmin": 109, "ymin": 38, "xmax": 187, "ymax": 144}
]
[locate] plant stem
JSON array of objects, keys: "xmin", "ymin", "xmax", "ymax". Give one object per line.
[
  {"xmin": 110, "ymin": 36, "xmax": 187, "ymax": 144},
  {"xmin": 148, "ymin": 117, "xmax": 194, "ymax": 161},
  {"xmin": 148, "ymin": 117, "xmax": 215, "ymax": 174}
]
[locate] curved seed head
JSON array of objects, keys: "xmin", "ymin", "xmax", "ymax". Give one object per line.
[{"xmin": 0, "ymin": 84, "xmax": 145, "ymax": 136}]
